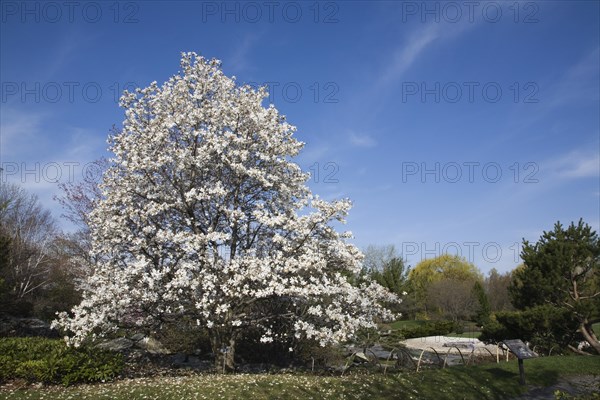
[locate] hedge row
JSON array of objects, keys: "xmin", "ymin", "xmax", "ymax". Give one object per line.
[{"xmin": 398, "ymin": 321, "xmax": 456, "ymax": 339}]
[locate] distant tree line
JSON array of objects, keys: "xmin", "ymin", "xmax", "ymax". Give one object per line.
[
  {"xmin": 362, "ymin": 246, "xmax": 514, "ymax": 323},
  {"xmin": 0, "ymin": 183, "xmax": 81, "ymax": 320}
]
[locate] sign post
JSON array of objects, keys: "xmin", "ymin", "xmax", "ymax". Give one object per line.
[
  {"xmin": 517, "ymin": 358, "xmax": 526, "ymax": 385},
  {"xmin": 501, "ymin": 339, "xmax": 538, "ymax": 385}
]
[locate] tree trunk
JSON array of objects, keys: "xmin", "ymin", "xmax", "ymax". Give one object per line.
[
  {"xmin": 579, "ymin": 321, "xmax": 600, "ymax": 355},
  {"xmin": 211, "ymin": 332, "xmax": 237, "ymax": 373}
]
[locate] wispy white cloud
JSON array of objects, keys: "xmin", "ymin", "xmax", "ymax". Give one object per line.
[
  {"xmin": 34, "ymin": 28, "xmax": 99, "ymax": 80},
  {"xmin": 45, "ymin": 34, "xmax": 81, "ymax": 77},
  {"xmin": 0, "ymin": 108, "xmax": 46, "ymax": 158},
  {"xmin": 1, "ymin": 107, "xmax": 105, "ymax": 163},
  {"xmin": 349, "ymin": 132, "xmax": 377, "ymax": 148},
  {"xmin": 376, "ymin": 20, "xmax": 477, "ymax": 88},
  {"xmin": 228, "ymin": 31, "xmax": 265, "ymax": 73},
  {"xmin": 63, "ymin": 127, "xmax": 107, "ymax": 160},
  {"xmin": 553, "ymin": 150, "xmax": 600, "ymax": 179},
  {"xmin": 1, "ymin": 106, "xmax": 107, "ymax": 231},
  {"xmin": 378, "ymin": 24, "xmax": 440, "ymax": 87},
  {"xmin": 297, "ymin": 142, "xmax": 331, "ymax": 165},
  {"xmin": 542, "ymin": 46, "xmax": 600, "ymax": 110},
  {"xmin": 478, "ymin": 46, "xmax": 600, "ymax": 154},
  {"xmin": 503, "ymin": 46, "xmax": 600, "ymax": 136}
]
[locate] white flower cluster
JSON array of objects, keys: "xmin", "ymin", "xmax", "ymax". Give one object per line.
[{"xmin": 52, "ymin": 52, "xmax": 399, "ymax": 349}]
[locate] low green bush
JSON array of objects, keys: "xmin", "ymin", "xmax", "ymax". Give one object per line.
[
  {"xmin": 394, "ymin": 320, "xmax": 455, "ymax": 339},
  {"xmin": 0, "ymin": 337, "xmax": 123, "ymax": 386}
]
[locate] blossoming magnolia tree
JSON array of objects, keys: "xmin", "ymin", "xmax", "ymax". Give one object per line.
[{"xmin": 53, "ymin": 52, "xmax": 398, "ymax": 371}]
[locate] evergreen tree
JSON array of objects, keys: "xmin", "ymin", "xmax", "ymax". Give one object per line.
[{"xmin": 510, "ymin": 219, "xmax": 600, "ymax": 354}]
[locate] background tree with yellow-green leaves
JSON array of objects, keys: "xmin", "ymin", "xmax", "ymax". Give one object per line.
[{"xmin": 408, "ymin": 254, "xmax": 484, "ymax": 320}]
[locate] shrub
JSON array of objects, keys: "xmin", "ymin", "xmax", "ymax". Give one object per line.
[
  {"xmin": 0, "ymin": 337, "xmax": 123, "ymax": 386},
  {"xmin": 453, "ymin": 323, "xmax": 465, "ymax": 334},
  {"xmin": 480, "ymin": 305, "xmax": 580, "ymax": 354},
  {"xmin": 396, "ymin": 320, "xmax": 455, "ymax": 339}
]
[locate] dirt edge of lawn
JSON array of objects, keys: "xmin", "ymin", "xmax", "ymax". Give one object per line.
[{"xmin": 512, "ymin": 374, "xmax": 600, "ymax": 400}]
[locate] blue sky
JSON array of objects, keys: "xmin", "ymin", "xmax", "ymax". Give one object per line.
[{"xmin": 1, "ymin": 1, "xmax": 599, "ymax": 274}]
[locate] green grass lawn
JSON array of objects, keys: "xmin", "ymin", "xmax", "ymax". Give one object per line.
[
  {"xmin": 446, "ymin": 331, "xmax": 482, "ymax": 339},
  {"xmin": 449, "ymin": 321, "xmax": 481, "ymax": 339},
  {"xmin": 2, "ymin": 356, "xmax": 598, "ymax": 400}
]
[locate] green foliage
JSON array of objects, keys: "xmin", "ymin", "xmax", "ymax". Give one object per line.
[
  {"xmin": 426, "ymin": 278, "xmax": 478, "ymax": 322},
  {"xmin": 554, "ymin": 390, "xmax": 600, "ymax": 400},
  {"xmin": 509, "ymin": 219, "xmax": 600, "ymax": 353},
  {"xmin": 370, "ymin": 256, "xmax": 410, "ymax": 314},
  {"xmin": 480, "ymin": 305, "xmax": 580, "ymax": 354},
  {"xmin": 394, "ymin": 320, "xmax": 456, "ymax": 339},
  {"xmin": 370, "ymin": 257, "xmax": 409, "ymax": 296},
  {"xmin": 473, "ymin": 281, "xmax": 491, "ymax": 326},
  {"xmin": 410, "ymin": 254, "xmax": 483, "ymax": 284},
  {"xmin": 388, "ymin": 319, "xmax": 428, "ymax": 329},
  {"xmin": 0, "ymin": 337, "xmax": 123, "ymax": 386},
  {"xmin": 510, "ymin": 219, "xmax": 599, "ymax": 312},
  {"xmin": 409, "ymin": 255, "xmax": 483, "ymax": 310}
]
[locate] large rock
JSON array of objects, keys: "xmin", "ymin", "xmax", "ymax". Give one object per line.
[
  {"xmin": 130, "ymin": 333, "xmax": 145, "ymax": 342},
  {"xmin": 369, "ymin": 344, "xmax": 393, "ymax": 360},
  {"xmin": 0, "ymin": 316, "xmax": 58, "ymax": 338},
  {"xmin": 344, "ymin": 344, "xmax": 393, "ymax": 360},
  {"xmin": 354, "ymin": 351, "xmax": 370, "ymax": 362},
  {"xmin": 168, "ymin": 354, "xmax": 212, "ymax": 371},
  {"xmin": 97, "ymin": 337, "xmax": 134, "ymax": 352},
  {"xmin": 136, "ymin": 336, "xmax": 170, "ymax": 354}
]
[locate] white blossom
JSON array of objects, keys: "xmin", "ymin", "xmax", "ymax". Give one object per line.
[{"xmin": 52, "ymin": 52, "xmax": 399, "ymax": 360}]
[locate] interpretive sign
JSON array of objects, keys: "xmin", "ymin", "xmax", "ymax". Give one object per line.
[
  {"xmin": 502, "ymin": 339, "xmax": 538, "ymax": 360},
  {"xmin": 501, "ymin": 339, "xmax": 538, "ymax": 385}
]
